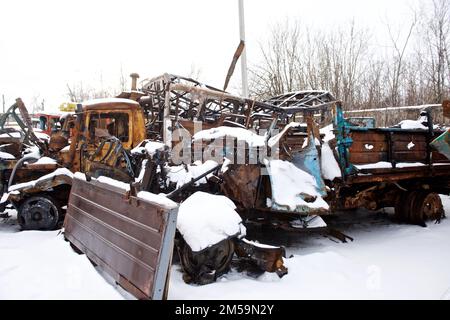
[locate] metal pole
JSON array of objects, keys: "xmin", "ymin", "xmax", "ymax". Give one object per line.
[
  {"xmin": 238, "ymin": 0, "xmax": 249, "ymax": 98},
  {"xmin": 2, "ymin": 94, "xmax": 5, "ymax": 113}
]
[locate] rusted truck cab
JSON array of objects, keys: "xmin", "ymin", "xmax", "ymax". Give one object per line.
[
  {"xmin": 63, "ymin": 98, "xmax": 146, "ymax": 178},
  {"xmin": 4, "ymin": 98, "xmax": 147, "ymax": 230}
]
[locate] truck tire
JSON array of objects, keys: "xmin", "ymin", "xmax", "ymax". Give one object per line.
[
  {"xmin": 410, "ymin": 192, "xmax": 444, "ymax": 227},
  {"xmin": 18, "ymin": 194, "xmax": 62, "ymax": 231},
  {"xmin": 394, "ymin": 192, "xmax": 409, "ymax": 221},
  {"xmin": 178, "ymin": 238, "xmax": 235, "ymax": 285}
]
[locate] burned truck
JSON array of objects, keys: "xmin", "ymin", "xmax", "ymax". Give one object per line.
[
  {"xmin": 263, "ymin": 92, "xmax": 450, "ymax": 227},
  {"xmin": 0, "ymin": 76, "xmax": 291, "ymax": 290},
  {"xmin": 2, "ymin": 73, "xmax": 449, "ymax": 296}
]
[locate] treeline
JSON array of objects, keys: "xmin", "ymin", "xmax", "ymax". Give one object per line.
[{"xmin": 249, "ymin": 0, "xmax": 450, "ymax": 110}]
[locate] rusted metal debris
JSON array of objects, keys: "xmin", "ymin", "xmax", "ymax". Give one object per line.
[
  {"xmin": 64, "ymin": 176, "xmax": 177, "ymax": 300},
  {"xmin": 139, "ymin": 73, "xmax": 284, "ymax": 142},
  {"xmin": 265, "ymin": 90, "xmax": 337, "ymax": 125},
  {"xmin": 4, "ymin": 72, "xmax": 450, "ymax": 295},
  {"xmin": 234, "ymin": 239, "xmax": 288, "ymax": 278},
  {"xmin": 442, "ymin": 100, "xmax": 450, "ymax": 119}
]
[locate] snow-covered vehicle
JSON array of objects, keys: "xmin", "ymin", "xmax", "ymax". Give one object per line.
[
  {"xmin": 2, "ymin": 73, "xmax": 447, "ymax": 297},
  {"xmin": 0, "ymin": 80, "xmax": 289, "ymax": 292}
]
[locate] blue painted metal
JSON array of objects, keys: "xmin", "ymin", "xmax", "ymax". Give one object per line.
[
  {"xmin": 430, "ymin": 129, "xmax": 450, "ymax": 160},
  {"xmin": 346, "ymin": 117, "xmax": 376, "ymax": 129},
  {"xmin": 292, "ymin": 132, "xmax": 327, "ymax": 197},
  {"xmin": 334, "ymin": 104, "xmax": 358, "ymax": 178}
]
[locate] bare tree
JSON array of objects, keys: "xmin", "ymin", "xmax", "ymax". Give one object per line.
[
  {"xmin": 66, "ymin": 81, "xmax": 114, "ymax": 102},
  {"xmin": 249, "ymin": 20, "xmax": 302, "ymax": 99},
  {"xmin": 250, "ymin": 19, "xmax": 370, "ymax": 109},
  {"xmin": 384, "ymin": 12, "xmax": 417, "ymax": 107},
  {"xmin": 30, "ymin": 94, "xmax": 45, "ymax": 113},
  {"xmin": 119, "ymin": 65, "xmax": 128, "ymax": 92},
  {"xmin": 188, "ymin": 63, "xmax": 203, "ymax": 81},
  {"xmin": 420, "ymin": 0, "xmax": 450, "ymax": 103}
]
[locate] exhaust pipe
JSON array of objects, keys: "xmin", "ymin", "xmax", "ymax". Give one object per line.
[{"xmin": 130, "ymin": 73, "xmax": 140, "ymax": 91}]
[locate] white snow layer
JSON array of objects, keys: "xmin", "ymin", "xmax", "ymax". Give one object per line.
[
  {"xmin": 34, "ymin": 157, "xmax": 57, "ymax": 165},
  {"xmin": 0, "ymin": 228, "xmax": 124, "ymax": 300},
  {"xmin": 83, "ymin": 98, "xmax": 139, "ymax": 106},
  {"xmin": 4, "ymin": 200, "xmax": 450, "ymax": 299},
  {"xmin": 0, "ymin": 151, "xmax": 15, "ymax": 160},
  {"xmin": 176, "ymin": 192, "xmax": 246, "ymax": 252},
  {"xmin": 96, "ymin": 176, "xmax": 130, "ymax": 191},
  {"xmin": 193, "ymin": 127, "xmax": 266, "ymax": 147},
  {"xmin": 131, "ymin": 140, "xmax": 165, "ymax": 156},
  {"xmin": 321, "ymin": 143, "xmax": 341, "ymax": 181},
  {"xmin": 0, "ymin": 132, "xmax": 22, "ymax": 138},
  {"xmin": 169, "ymin": 198, "xmax": 450, "ymax": 300},
  {"xmin": 267, "ymin": 122, "xmax": 302, "ymax": 148},
  {"xmin": 356, "ymin": 162, "xmax": 426, "ymax": 170},
  {"xmin": 8, "ymin": 168, "xmax": 73, "ymax": 192},
  {"xmin": 35, "ymin": 132, "xmax": 50, "ymax": 141},
  {"xmin": 166, "ymin": 160, "xmax": 218, "ymax": 189},
  {"xmin": 398, "ymin": 120, "xmax": 428, "ymax": 130},
  {"xmin": 137, "ymin": 191, "xmax": 177, "ymax": 210},
  {"xmin": 265, "ymin": 160, "xmax": 329, "ymax": 211},
  {"xmin": 320, "ymin": 124, "xmax": 335, "ymax": 143}
]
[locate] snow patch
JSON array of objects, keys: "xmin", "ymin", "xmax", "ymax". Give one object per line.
[
  {"xmin": 35, "ymin": 157, "xmax": 57, "ymax": 165},
  {"xmin": 221, "ymin": 158, "xmax": 231, "ymax": 174},
  {"xmin": 177, "ymin": 192, "xmax": 246, "ymax": 252},
  {"xmin": 35, "ymin": 132, "xmax": 50, "ymax": 141},
  {"xmin": 131, "ymin": 140, "xmax": 165, "ymax": 156},
  {"xmin": 9, "ymin": 168, "xmax": 73, "ymax": 192},
  {"xmin": 193, "ymin": 127, "xmax": 266, "ymax": 148},
  {"xmin": 0, "ymin": 152, "xmax": 15, "ymax": 160},
  {"xmin": 83, "ymin": 98, "xmax": 139, "ymax": 106},
  {"xmin": 137, "ymin": 191, "xmax": 177, "ymax": 210},
  {"xmin": 356, "ymin": 162, "xmax": 426, "ymax": 170},
  {"xmin": 291, "ymin": 216, "xmax": 327, "ymax": 229},
  {"xmin": 74, "ymin": 172, "xmax": 87, "ymax": 181},
  {"xmin": 242, "ymin": 238, "xmax": 279, "ymax": 249},
  {"xmin": 265, "ymin": 160, "xmax": 329, "ymax": 212},
  {"xmin": 0, "ymin": 132, "xmax": 21, "ymax": 139},
  {"xmin": 321, "ymin": 143, "xmax": 341, "ymax": 181},
  {"xmin": 96, "ymin": 176, "xmax": 130, "ymax": 191},
  {"xmin": 166, "ymin": 160, "xmax": 218, "ymax": 189},
  {"xmin": 268, "ymin": 122, "xmax": 302, "ymax": 148},
  {"xmin": 398, "ymin": 120, "xmax": 428, "ymax": 130},
  {"xmin": 320, "ymin": 124, "xmax": 335, "ymax": 143}
]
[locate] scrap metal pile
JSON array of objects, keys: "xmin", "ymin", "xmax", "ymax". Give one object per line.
[{"xmin": 1, "ymin": 73, "xmax": 449, "ymax": 299}]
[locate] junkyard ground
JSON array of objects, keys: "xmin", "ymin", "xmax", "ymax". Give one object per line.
[{"xmin": 2, "ymin": 197, "xmax": 450, "ymax": 300}]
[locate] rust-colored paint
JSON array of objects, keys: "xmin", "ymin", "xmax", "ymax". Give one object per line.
[
  {"xmin": 443, "ymin": 100, "xmax": 450, "ymax": 119},
  {"xmin": 221, "ymin": 165, "xmax": 263, "ymax": 209},
  {"xmin": 64, "ymin": 177, "xmax": 177, "ymax": 300},
  {"xmin": 349, "ymin": 130, "xmax": 437, "ymax": 165}
]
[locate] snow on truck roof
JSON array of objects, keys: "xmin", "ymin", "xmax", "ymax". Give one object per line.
[{"xmin": 82, "ymin": 98, "xmax": 140, "ymax": 111}]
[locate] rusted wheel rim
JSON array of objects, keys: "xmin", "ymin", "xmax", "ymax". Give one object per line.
[
  {"xmin": 419, "ymin": 193, "xmax": 444, "ymax": 221},
  {"xmin": 18, "ymin": 195, "xmax": 60, "ymax": 230},
  {"xmin": 180, "ymin": 238, "xmax": 235, "ymax": 283}
]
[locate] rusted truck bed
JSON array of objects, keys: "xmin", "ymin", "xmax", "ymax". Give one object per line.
[
  {"xmin": 343, "ymin": 127, "xmax": 450, "ymax": 184},
  {"xmin": 329, "ymin": 104, "xmax": 450, "ymax": 223}
]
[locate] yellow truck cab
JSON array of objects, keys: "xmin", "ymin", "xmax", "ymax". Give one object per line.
[{"xmin": 60, "ymin": 98, "xmax": 146, "ymax": 177}]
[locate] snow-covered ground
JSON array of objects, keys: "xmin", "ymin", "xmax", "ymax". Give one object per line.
[{"xmin": 2, "ymin": 198, "xmax": 450, "ymax": 300}]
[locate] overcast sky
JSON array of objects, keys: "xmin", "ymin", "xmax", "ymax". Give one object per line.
[{"xmin": 0, "ymin": 0, "xmax": 422, "ymax": 111}]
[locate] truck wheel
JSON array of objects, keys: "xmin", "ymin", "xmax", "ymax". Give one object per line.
[
  {"xmin": 394, "ymin": 192, "xmax": 409, "ymax": 221},
  {"xmin": 18, "ymin": 195, "xmax": 62, "ymax": 231},
  {"xmin": 179, "ymin": 238, "xmax": 235, "ymax": 285},
  {"xmin": 410, "ymin": 192, "xmax": 444, "ymax": 226}
]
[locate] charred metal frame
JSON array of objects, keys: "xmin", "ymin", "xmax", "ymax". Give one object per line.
[{"xmin": 139, "ymin": 74, "xmax": 285, "ymax": 143}]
